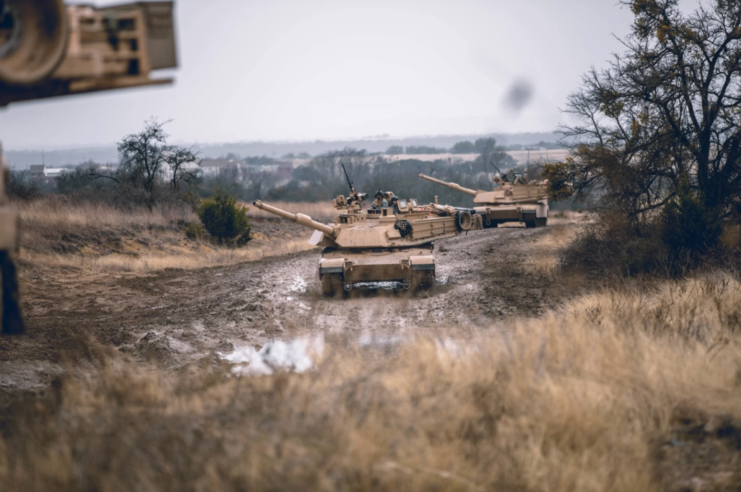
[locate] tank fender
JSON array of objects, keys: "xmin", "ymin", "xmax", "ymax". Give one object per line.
[
  {"xmin": 308, "ymin": 230, "xmax": 325, "ymax": 246},
  {"xmin": 319, "ymin": 258, "xmax": 344, "ymax": 275},
  {"xmin": 410, "ymin": 255, "xmax": 435, "ymax": 271}
]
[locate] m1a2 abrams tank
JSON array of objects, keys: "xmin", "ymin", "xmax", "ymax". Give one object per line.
[
  {"xmin": 253, "ymin": 192, "xmax": 481, "ymax": 296},
  {"xmin": 419, "ymin": 173, "xmax": 549, "ymax": 228}
]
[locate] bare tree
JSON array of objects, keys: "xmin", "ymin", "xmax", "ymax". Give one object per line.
[
  {"xmin": 165, "ymin": 146, "xmax": 200, "ymax": 192},
  {"xmin": 117, "ymin": 119, "xmax": 168, "ymax": 208},
  {"xmin": 552, "ymin": 0, "xmax": 741, "ymax": 228}
]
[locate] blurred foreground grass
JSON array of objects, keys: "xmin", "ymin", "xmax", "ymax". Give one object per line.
[{"xmin": 2, "ymin": 271, "xmax": 741, "ymax": 490}]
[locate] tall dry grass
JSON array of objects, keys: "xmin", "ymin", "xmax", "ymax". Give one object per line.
[
  {"xmin": 18, "ymin": 240, "xmax": 314, "ymax": 273},
  {"xmin": 16, "ymin": 197, "xmax": 196, "ymax": 233},
  {"xmin": 3, "ymin": 271, "xmax": 741, "ymax": 490},
  {"xmin": 14, "ymin": 198, "xmax": 319, "ymax": 272}
]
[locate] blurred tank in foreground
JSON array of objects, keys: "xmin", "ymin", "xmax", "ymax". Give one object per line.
[
  {"xmin": 0, "ymin": 0, "xmax": 178, "ymax": 333},
  {"xmin": 253, "ymin": 190, "xmax": 482, "ymax": 296},
  {"xmin": 419, "ymin": 173, "xmax": 549, "ymax": 228},
  {"xmin": 0, "ymin": 0, "xmax": 177, "ymax": 106},
  {"xmin": 0, "ymin": 144, "xmax": 22, "ymax": 333}
]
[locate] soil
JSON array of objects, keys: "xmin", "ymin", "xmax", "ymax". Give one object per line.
[
  {"xmin": 1, "ymin": 222, "xmax": 577, "ymax": 382},
  {"xmin": 2, "ymin": 220, "xmax": 739, "ymax": 490}
]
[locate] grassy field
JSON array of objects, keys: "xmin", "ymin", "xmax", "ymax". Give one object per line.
[
  {"xmin": 15, "ymin": 198, "xmax": 568, "ymax": 273},
  {"xmin": 2, "ymin": 270, "xmax": 740, "ymax": 490},
  {"xmin": 5, "ymin": 199, "xmax": 738, "ymax": 490},
  {"xmin": 15, "ymin": 198, "xmax": 327, "ymax": 272}
]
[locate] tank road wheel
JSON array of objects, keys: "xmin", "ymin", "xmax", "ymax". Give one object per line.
[
  {"xmin": 410, "ymin": 271, "xmax": 435, "ymax": 292},
  {"xmin": 321, "ymin": 274, "xmax": 344, "ymax": 298},
  {"xmin": 536, "ymin": 218, "xmax": 548, "ymax": 227}
]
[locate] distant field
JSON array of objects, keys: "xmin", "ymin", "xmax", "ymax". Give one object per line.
[{"xmin": 376, "ymin": 149, "xmax": 569, "ymax": 165}]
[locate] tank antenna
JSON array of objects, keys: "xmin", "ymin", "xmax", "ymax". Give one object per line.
[{"xmin": 397, "ymin": 156, "xmax": 406, "ymax": 195}]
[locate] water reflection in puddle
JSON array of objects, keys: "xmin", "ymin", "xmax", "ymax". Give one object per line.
[
  {"xmin": 220, "ymin": 336, "xmax": 324, "ymax": 376},
  {"xmin": 220, "ymin": 332, "xmax": 476, "ymax": 376}
]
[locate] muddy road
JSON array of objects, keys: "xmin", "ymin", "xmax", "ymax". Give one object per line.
[{"xmin": 2, "ymin": 222, "xmax": 580, "ymax": 385}]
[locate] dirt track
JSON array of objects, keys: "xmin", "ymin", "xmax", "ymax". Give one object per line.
[{"xmin": 1, "ymin": 223, "xmax": 578, "ymax": 387}]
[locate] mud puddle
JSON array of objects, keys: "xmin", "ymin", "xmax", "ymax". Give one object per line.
[{"xmin": 4, "ymin": 222, "xmax": 582, "ymax": 389}]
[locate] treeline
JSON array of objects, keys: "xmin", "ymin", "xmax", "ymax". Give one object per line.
[
  {"xmin": 9, "ymin": 123, "xmax": 544, "ymax": 211},
  {"xmin": 548, "ymin": 0, "xmax": 741, "ymax": 275},
  {"xmin": 261, "ymin": 145, "xmax": 519, "ymax": 207},
  {"xmin": 8, "ymin": 120, "xmax": 204, "ymax": 210},
  {"xmin": 386, "ymin": 138, "xmax": 565, "ymax": 155}
]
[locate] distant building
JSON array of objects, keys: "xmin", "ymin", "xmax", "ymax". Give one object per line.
[
  {"xmin": 199, "ymin": 158, "xmax": 238, "ymax": 176},
  {"xmin": 198, "ymin": 158, "xmax": 294, "ymax": 183},
  {"xmin": 29, "ymin": 165, "xmax": 69, "ymax": 181},
  {"xmin": 159, "ymin": 151, "xmax": 200, "ymax": 180}
]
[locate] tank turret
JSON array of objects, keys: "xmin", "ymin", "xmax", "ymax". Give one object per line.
[
  {"xmin": 419, "ymin": 173, "xmax": 549, "ymax": 229},
  {"xmin": 252, "ymin": 197, "xmax": 481, "ymax": 295}
]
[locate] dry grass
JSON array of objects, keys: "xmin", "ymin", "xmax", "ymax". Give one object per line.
[
  {"xmin": 3, "ymin": 271, "xmax": 741, "ymax": 491},
  {"xmin": 523, "ymin": 225, "xmax": 579, "ymax": 277},
  {"xmin": 16, "ymin": 198, "xmax": 196, "ymax": 232},
  {"xmin": 14, "ymin": 198, "xmax": 318, "ymax": 272},
  {"xmin": 19, "ymin": 239, "xmax": 314, "ymax": 273}
]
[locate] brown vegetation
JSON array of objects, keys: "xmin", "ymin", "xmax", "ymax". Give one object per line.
[
  {"xmin": 2, "ymin": 269, "xmax": 741, "ymax": 491},
  {"xmin": 15, "ymin": 198, "xmax": 318, "ymax": 272},
  {"xmin": 550, "ymin": 0, "xmax": 741, "ymax": 275}
]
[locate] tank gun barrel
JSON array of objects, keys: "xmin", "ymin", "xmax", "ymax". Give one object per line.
[
  {"xmin": 253, "ymin": 201, "xmax": 337, "ymax": 237},
  {"xmin": 418, "ymin": 174, "xmax": 477, "ymax": 196}
]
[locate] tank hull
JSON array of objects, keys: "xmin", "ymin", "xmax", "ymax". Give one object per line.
[
  {"xmin": 319, "ymin": 247, "xmax": 435, "ymax": 295},
  {"xmin": 475, "ymin": 201, "xmax": 549, "ymax": 228}
]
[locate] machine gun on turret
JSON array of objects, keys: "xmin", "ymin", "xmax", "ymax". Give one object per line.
[{"xmin": 332, "ymin": 163, "xmax": 367, "ymax": 212}]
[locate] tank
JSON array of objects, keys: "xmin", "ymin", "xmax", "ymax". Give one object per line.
[
  {"xmin": 419, "ymin": 173, "xmax": 549, "ymax": 228},
  {"xmin": 253, "ymin": 195, "xmax": 481, "ymax": 296},
  {"xmin": 0, "ymin": 0, "xmax": 178, "ymax": 334},
  {"xmin": 0, "ymin": 0, "xmax": 177, "ymax": 107}
]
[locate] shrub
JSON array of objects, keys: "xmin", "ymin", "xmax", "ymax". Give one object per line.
[
  {"xmin": 184, "ymin": 223, "xmax": 205, "ymax": 240},
  {"xmin": 197, "ymin": 188, "xmax": 251, "ymax": 245},
  {"xmin": 661, "ymin": 177, "xmax": 722, "ymax": 257},
  {"xmin": 7, "ymin": 170, "xmax": 41, "ymax": 201}
]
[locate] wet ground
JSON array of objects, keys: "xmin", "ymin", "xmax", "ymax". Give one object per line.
[{"xmin": 1, "ymin": 223, "xmax": 578, "ymax": 388}]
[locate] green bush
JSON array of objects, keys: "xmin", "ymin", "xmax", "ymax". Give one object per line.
[
  {"xmin": 661, "ymin": 176, "xmax": 722, "ymax": 257},
  {"xmin": 197, "ymin": 188, "xmax": 251, "ymax": 245},
  {"xmin": 184, "ymin": 223, "xmax": 205, "ymax": 240}
]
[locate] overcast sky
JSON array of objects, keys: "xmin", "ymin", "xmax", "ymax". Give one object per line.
[{"xmin": 0, "ymin": 0, "xmax": 700, "ymax": 150}]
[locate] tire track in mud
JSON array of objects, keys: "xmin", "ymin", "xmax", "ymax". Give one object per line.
[
  {"xmin": 215, "ymin": 225, "xmax": 562, "ymax": 349},
  {"xmin": 9, "ymin": 223, "xmax": 575, "ymax": 375}
]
